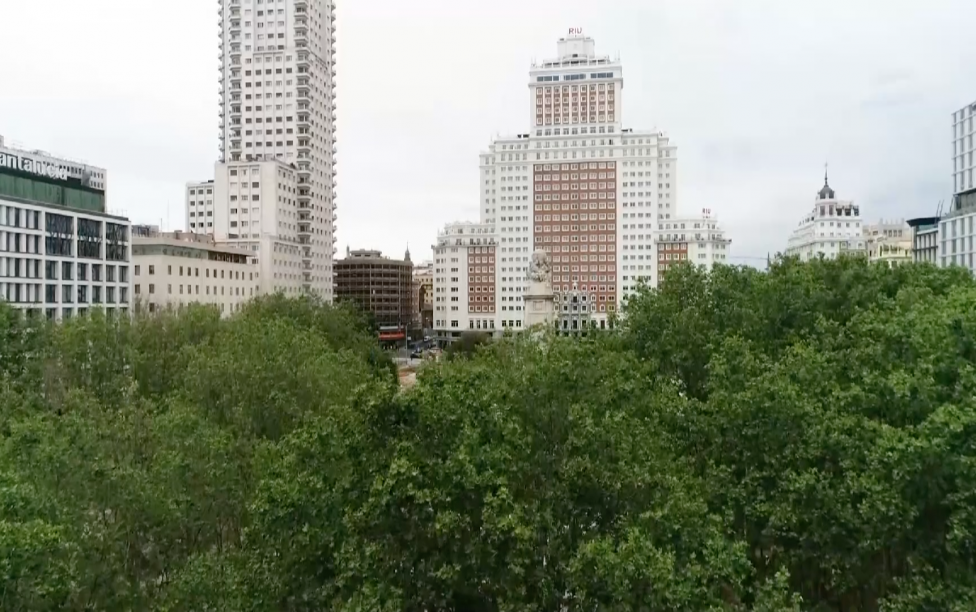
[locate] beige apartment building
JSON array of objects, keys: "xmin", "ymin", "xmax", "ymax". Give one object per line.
[{"xmin": 131, "ymin": 226, "xmax": 259, "ymax": 316}]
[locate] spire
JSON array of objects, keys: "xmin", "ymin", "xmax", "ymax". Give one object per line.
[
  {"xmin": 404, "ymin": 244, "xmax": 412, "ymax": 262},
  {"xmin": 818, "ymin": 163, "xmax": 836, "ymax": 200}
]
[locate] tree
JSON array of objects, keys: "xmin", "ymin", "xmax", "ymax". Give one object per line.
[
  {"xmin": 3, "ymin": 258, "xmax": 976, "ymax": 611},
  {"xmin": 444, "ymin": 330, "xmax": 491, "ymax": 360}
]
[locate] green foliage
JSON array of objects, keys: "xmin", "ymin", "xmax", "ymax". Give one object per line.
[
  {"xmin": 444, "ymin": 329, "xmax": 492, "ymax": 359},
  {"xmin": 2, "ymin": 258, "xmax": 976, "ymax": 610}
]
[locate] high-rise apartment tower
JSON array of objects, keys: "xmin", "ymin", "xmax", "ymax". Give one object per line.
[{"xmin": 214, "ymin": 0, "xmax": 337, "ymax": 299}]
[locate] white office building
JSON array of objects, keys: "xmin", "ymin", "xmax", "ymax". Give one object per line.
[
  {"xmin": 786, "ymin": 174, "xmax": 864, "ymax": 260},
  {"xmin": 939, "ymin": 101, "xmax": 976, "ymax": 273},
  {"xmin": 953, "ymin": 100, "xmax": 975, "ymax": 195},
  {"xmin": 0, "ymin": 137, "xmax": 131, "ymax": 320},
  {"xmin": 207, "ymin": 0, "xmax": 337, "ymax": 299},
  {"xmin": 131, "ymin": 226, "xmax": 258, "ymax": 316}
]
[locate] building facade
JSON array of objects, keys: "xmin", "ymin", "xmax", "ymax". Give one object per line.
[
  {"xmin": 953, "ymin": 100, "xmax": 975, "ymax": 195},
  {"xmin": 334, "ymin": 249, "xmax": 413, "ymax": 342},
  {"xmin": 432, "ymin": 222, "xmax": 498, "ymax": 341},
  {"xmin": 209, "ymin": 159, "xmax": 306, "ymax": 296},
  {"xmin": 940, "ymin": 102, "xmax": 976, "ymax": 274},
  {"xmin": 863, "ymin": 219, "xmax": 912, "ymax": 267},
  {"xmin": 555, "ymin": 284, "xmax": 597, "ymax": 333},
  {"xmin": 185, "ymin": 180, "xmax": 215, "ymax": 232},
  {"xmin": 0, "ymin": 138, "xmax": 131, "ymax": 320},
  {"xmin": 442, "ymin": 31, "xmax": 728, "ymax": 339},
  {"xmin": 211, "ymin": 0, "xmax": 337, "ymax": 300},
  {"xmin": 653, "ymin": 210, "xmax": 731, "ymax": 286},
  {"xmin": 786, "ymin": 175, "xmax": 864, "ymax": 260},
  {"xmin": 131, "ymin": 226, "xmax": 258, "ymax": 316},
  {"xmin": 413, "ymin": 261, "xmax": 433, "ymax": 331},
  {"xmin": 479, "ymin": 33, "xmax": 685, "ymax": 326},
  {"xmin": 938, "ymin": 194, "xmax": 976, "ymax": 272},
  {"xmin": 907, "ymin": 216, "xmax": 940, "ymax": 264}
]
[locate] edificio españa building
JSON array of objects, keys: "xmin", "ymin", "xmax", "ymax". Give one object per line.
[{"xmin": 433, "ymin": 31, "xmax": 730, "ymax": 342}]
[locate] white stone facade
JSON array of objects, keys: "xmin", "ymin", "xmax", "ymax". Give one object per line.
[
  {"xmin": 132, "ymin": 229, "xmax": 258, "ymax": 316},
  {"xmin": 786, "ymin": 177, "xmax": 864, "ymax": 260}
]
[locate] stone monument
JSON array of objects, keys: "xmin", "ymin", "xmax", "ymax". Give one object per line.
[{"xmin": 523, "ymin": 248, "xmax": 557, "ymax": 330}]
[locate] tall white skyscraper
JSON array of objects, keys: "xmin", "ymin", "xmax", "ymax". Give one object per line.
[{"xmin": 212, "ymin": 0, "xmax": 337, "ymax": 300}]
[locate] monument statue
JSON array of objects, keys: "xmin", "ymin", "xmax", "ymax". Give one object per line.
[
  {"xmin": 523, "ymin": 248, "xmax": 557, "ymax": 330},
  {"xmin": 527, "ymin": 249, "xmax": 552, "ymax": 285}
]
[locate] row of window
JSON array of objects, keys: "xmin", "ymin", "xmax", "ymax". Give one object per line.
[
  {"xmin": 538, "ymin": 172, "xmax": 614, "ymax": 181},
  {"xmin": 133, "ymin": 265, "xmax": 252, "ymax": 281},
  {"xmin": 0, "ymin": 259, "xmax": 128, "ymax": 283},
  {"xmin": 0, "ymin": 282, "xmax": 127, "ymax": 305},
  {"xmin": 535, "ymin": 82, "xmax": 615, "ymax": 90},
  {"xmin": 134, "ymin": 284, "xmax": 255, "ymax": 297}
]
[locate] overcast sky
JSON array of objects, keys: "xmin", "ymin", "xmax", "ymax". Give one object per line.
[{"xmin": 2, "ymin": 0, "xmax": 974, "ymax": 265}]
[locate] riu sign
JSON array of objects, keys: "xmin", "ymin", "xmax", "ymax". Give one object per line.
[{"xmin": 568, "ymin": 27, "xmax": 583, "ymax": 35}]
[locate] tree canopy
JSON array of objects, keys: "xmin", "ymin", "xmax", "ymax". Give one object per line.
[{"xmin": 2, "ymin": 258, "xmax": 976, "ymax": 611}]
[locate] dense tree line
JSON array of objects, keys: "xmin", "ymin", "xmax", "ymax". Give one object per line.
[{"xmin": 2, "ymin": 258, "xmax": 976, "ymax": 610}]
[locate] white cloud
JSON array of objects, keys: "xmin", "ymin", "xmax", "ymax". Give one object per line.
[{"xmin": 1, "ymin": 0, "xmax": 974, "ymax": 263}]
